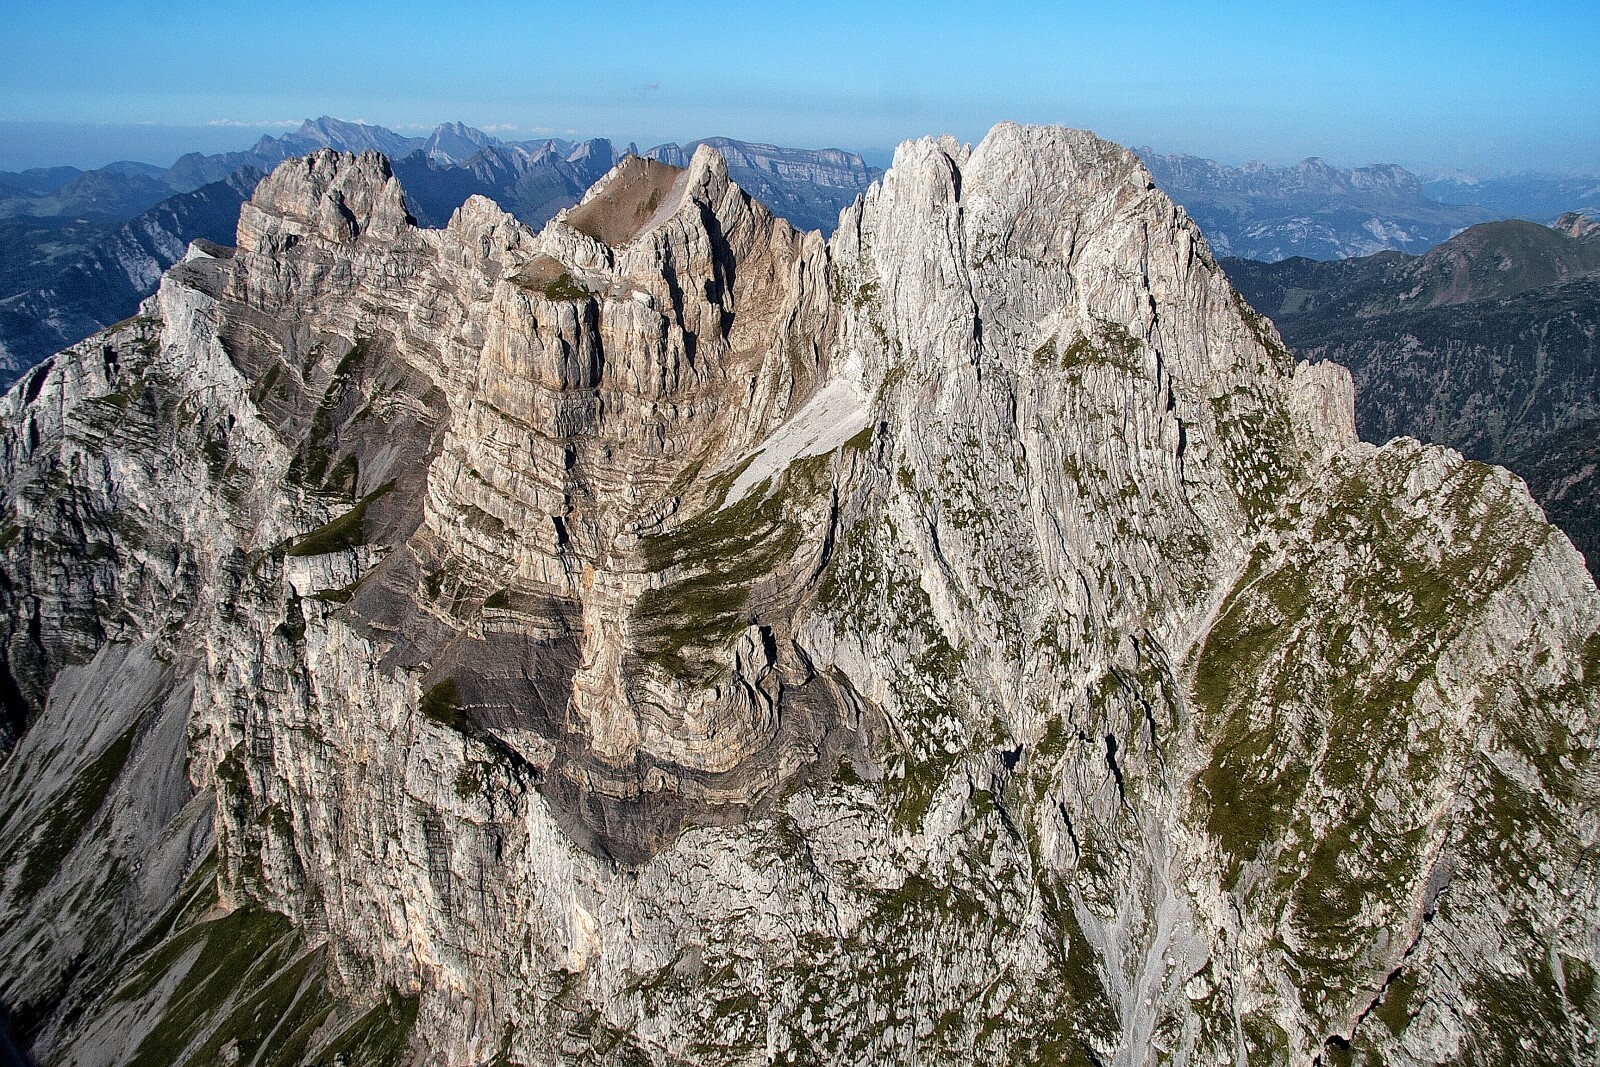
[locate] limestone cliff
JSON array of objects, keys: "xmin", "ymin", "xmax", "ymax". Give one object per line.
[{"xmin": 1, "ymin": 126, "xmax": 1597, "ymax": 1066}]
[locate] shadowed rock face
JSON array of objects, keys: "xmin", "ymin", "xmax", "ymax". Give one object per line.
[{"xmin": 2, "ymin": 129, "xmax": 1599, "ymax": 1067}]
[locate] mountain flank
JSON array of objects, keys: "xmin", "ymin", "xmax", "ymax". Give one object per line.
[{"xmin": 1225, "ymin": 212, "xmax": 1600, "ymax": 573}]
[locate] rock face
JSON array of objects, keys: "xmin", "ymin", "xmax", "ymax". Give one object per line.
[
  {"xmin": 0, "ymin": 121, "xmax": 881, "ymax": 392},
  {"xmin": 1, "ymin": 127, "xmax": 1598, "ymax": 1066}
]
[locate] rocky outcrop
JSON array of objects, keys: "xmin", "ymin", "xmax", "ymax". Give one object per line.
[
  {"xmin": 645, "ymin": 138, "xmax": 883, "ymax": 235},
  {"xmin": 1, "ymin": 127, "xmax": 1597, "ymax": 1067},
  {"xmin": 389, "ymin": 138, "xmax": 625, "ymax": 230},
  {"xmin": 0, "ymin": 123, "xmax": 882, "ymax": 393}
]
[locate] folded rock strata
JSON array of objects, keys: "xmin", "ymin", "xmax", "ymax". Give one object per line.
[{"xmin": 0, "ymin": 125, "xmax": 1597, "ymax": 1066}]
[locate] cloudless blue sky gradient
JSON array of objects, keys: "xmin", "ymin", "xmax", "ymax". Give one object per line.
[{"xmin": 2, "ymin": 0, "xmax": 1597, "ymax": 172}]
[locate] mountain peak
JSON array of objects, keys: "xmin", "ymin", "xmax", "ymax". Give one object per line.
[
  {"xmin": 278, "ymin": 117, "xmax": 424, "ymax": 160},
  {"xmin": 422, "ymin": 121, "xmax": 500, "ymax": 164},
  {"xmin": 5, "ymin": 120, "xmax": 1598, "ymax": 1067},
  {"xmin": 560, "ymin": 155, "xmax": 691, "ymax": 249},
  {"xmin": 298, "ymin": 115, "xmax": 375, "ymax": 140},
  {"xmin": 237, "ymin": 148, "xmax": 413, "ymax": 249}
]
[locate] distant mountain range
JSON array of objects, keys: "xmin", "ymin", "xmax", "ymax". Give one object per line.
[
  {"xmin": 0, "ymin": 118, "xmax": 885, "ymax": 385},
  {"xmin": 0, "ymin": 116, "xmax": 884, "ymax": 234},
  {"xmin": 1422, "ymin": 171, "xmax": 1600, "ymax": 221},
  {"xmin": 1137, "ymin": 151, "xmax": 1498, "ymax": 260},
  {"xmin": 0, "ymin": 170, "xmax": 260, "ymax": 379},
  {"xmin": 0, "ymin": 159, "xmax": 180, "ymax": 221},
  {"xmin": 1224, "ymin": 212, "xmax": 1600, "ymax": 573},
  {"xmin": 1140, "ymin": 152, "xmax": 1600, "ymax": 262}
]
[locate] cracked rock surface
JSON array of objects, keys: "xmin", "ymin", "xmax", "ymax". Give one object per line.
[{"xmin": 1, "ymin": 125, "xmax": 1598, "ymax": 1066}]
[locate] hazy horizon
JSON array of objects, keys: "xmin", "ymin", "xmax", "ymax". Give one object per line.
[
  {"xmin": 3, "ymin": 1, "xmax": 1597, "ymax": 177},
  {"xmin": 3, "ymin": 115, "xmax": 1598, "ymax": 181}
]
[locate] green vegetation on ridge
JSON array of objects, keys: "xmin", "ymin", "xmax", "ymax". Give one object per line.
[{"xmin": 1192, "ymin": 449, "xmax": 1553, "ymax": 1026}]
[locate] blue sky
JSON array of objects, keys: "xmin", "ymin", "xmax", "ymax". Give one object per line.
[{"xmin": 3, "ymin": 0, "xmax": 1597, "ymax": 173}]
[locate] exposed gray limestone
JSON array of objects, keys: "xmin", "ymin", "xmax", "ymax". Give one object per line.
[{"xmin": 0, "ymin": 129, "xmax": 1596, "ymax": 1066}]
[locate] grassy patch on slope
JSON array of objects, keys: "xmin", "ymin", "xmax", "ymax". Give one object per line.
[
  {"xmin": 285, "ymin": 480, "xmax": 394, "ymax": 557},
  {"xmin": 1191, "ymin": 452, "xmax": 1548, "ymax": 1020}
]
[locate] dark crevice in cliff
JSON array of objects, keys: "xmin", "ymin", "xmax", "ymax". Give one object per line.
[{"xmin": 1104, "ymin": 733, "xmax": 1128, "ymax": 808}]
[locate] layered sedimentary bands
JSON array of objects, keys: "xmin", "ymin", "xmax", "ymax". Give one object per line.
[
  {"xmin": 0, "ymin": 118, "xmax": 884, "ymax": 389},
  {"xmin": 1, "ymin": 125, "xmax": 1598, "ymax": 1066}
]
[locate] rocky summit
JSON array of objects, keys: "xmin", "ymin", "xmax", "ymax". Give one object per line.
[{"xmin": 1, "ymin": 123, "xmax": 1598, "ymax": 1066}]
